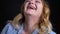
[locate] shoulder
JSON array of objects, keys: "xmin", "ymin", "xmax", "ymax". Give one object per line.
[
  {"xmin": 1, "ymin": 22, "xmax": 13, "ymax": 34},
  {"xmin": 2, "ymin": 22, "xmax": 13, "ymax": 30},
  {"xmin": 50, "ymin": 31, "xmax": 56, "ymax": 34},
  {"xmin": 4, "ymin": 21, "xmax": 13, "ymax": 29},
  {"xmin": 2, "ymin": 20, "xmax": 13, "ymax": 28},
  {"xmin": 1, "ymin": 21, "xmax": 23, "ymax": 34},
  {"xmin": 2, "ymin": 21, "xmax": 14, "ymax": 30}
]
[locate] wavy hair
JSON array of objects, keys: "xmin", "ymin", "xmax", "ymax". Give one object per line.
[{"xmin": 11, "ymin": 0, "xmax": 52, "ymax": 34}]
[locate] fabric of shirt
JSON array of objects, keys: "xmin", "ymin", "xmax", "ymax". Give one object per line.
[{"xmin": 1, "ymin": 22, "xmax": 56, "ymax": 34}]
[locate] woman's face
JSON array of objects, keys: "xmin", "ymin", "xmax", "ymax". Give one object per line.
[{"xmin": 24, "ymin": 0, "xmax": 43, "ymax": 17}]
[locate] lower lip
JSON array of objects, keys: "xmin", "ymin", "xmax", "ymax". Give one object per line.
[
  {"xmin": 27, "ymin": 7, "xmax": 36, "ymax": 10},
  {"xmin": 27, "ymin": 8, "xmax": 36, "ymax": 11}
]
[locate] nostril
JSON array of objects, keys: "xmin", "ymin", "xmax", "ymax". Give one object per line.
[{"xmin": 29, "ymin": 2, "xmax": 34, "ymax": 4}]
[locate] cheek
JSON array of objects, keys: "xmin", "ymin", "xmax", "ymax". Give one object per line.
[
  {"xmin": 24, "ymin": 3, "xmax": 28, "ymax": 12},
  {"xmin": 36, "ymin": 4, "xmax": 43, "ymax": 17},
  {"xmin": 38, "ymin": 4, "xmax": 43, "ymax": 11}
]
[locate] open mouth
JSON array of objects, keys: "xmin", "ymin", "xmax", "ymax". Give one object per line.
[{"xmin": 27, "ymin": 5, "xmax": 37, "ymax": 10}]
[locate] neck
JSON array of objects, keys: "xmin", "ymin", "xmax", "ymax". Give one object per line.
[{"xmin": 23, "ymin": 15, "xmax": 39, "ymax": 34}]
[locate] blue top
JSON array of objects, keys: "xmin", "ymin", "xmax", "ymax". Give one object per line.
[{"xmin": 1, "ymin": 23, "xmax": 56, "ymax": 34}]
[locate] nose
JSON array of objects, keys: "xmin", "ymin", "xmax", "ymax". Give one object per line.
[{"xmin": 29, "ymin": 0, "xmax": 35, "ymax": 4}]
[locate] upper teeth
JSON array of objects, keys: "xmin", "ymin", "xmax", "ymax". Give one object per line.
[
  {"xmin": 27, "ymin": 5, "xmax": 36, "ymax": 10},
  {"xmin": 29, "ymin": 6, "xmax": 36, "ymax": 10},
  {"xmin": 30, "ymin": 7, "xmax": 34, "ymax": 9}
]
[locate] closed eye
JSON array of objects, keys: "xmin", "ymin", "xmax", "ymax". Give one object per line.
[
  {"xmin": 36, "ymin": 1, "xmax": 40, "ymax": 3},
  {"xmin": 25, "ymin": 0, "xmax": 30, "ymax": 2}
]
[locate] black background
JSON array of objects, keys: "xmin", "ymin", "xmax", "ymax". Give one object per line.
[{"xmin": 0, "ymin": 0, "xmax": 59, "ymax": 34}]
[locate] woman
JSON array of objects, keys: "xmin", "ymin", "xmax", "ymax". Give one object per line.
[{"xmin": 1, "ymin": 0, "xmax": 56, "ymax": 34}]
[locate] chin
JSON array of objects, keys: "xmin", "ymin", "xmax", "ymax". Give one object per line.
[{"xmin": 25, "ymin": 10, "xmax": 35, "ymax": 15}]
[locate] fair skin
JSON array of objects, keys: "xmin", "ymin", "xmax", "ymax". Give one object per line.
[{"xmin": 22, "ymin": 0, "xmax": 43, "ymax": 34}]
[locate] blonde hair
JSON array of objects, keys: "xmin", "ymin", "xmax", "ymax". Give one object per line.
[{"xmin": 10, "ymin": 0, "xmax": 52, "ymax": 34}]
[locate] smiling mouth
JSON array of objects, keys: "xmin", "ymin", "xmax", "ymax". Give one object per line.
[{"xmin": 27, "ymin": 5, "xmax": 37, "ymax": 10}]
